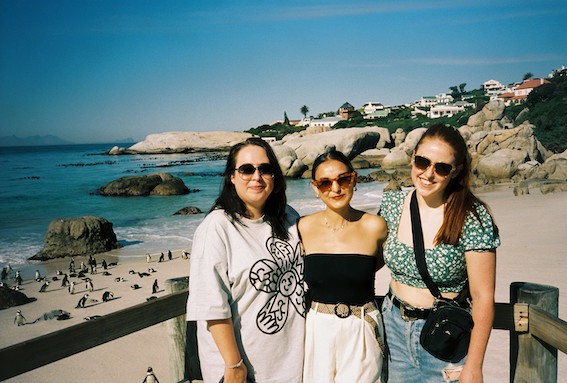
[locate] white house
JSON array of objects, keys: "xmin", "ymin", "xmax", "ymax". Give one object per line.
[
  {"xmin": 309, "ymin": 115, "xmax": 344, "ymax": 129},
  {"xmin": 436, "ymin": 93, "xmax": 454, "ymax": 105},
  {"xmin": 428, "ymin": 104, "xmax": 466, "ymax": 119},
  {"xmin": 416, "ymin": 96, "xmax": 437, "ymax": 108},
  {"xmin": 362, "ymin": 102, "xmax": 390, "ymax": 119}
]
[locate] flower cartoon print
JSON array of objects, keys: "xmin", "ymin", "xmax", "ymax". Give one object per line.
[{"xmin": 249, "ymin": 236, "xmax": 305, "ymax": 334}]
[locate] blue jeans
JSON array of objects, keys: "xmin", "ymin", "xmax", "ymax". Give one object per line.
[{"xmin": 381, "ymin": 293, "xmax": 465, "ymax": 383}]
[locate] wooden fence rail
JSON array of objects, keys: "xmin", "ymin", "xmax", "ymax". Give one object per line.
[
  {"xmin": 0, "ymin": 290, "xmax": 188, "ymax": 382},
  {"xmin": 0, "ymin": 282, "xmax": 565, "ymax": 382}
]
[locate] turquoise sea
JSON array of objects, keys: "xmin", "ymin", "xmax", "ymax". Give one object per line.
[{"xmin": 0, "ymin": 143, "xmax": 386, "ymax": 270}]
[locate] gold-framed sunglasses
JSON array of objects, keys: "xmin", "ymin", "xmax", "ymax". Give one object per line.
[{"xmin": 312, "ymin": 172, "xmax": 356, "ymax": 192}]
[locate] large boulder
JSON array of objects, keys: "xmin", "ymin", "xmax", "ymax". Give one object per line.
[
  {"xmin": 281, "ymin": 126, "xmax": 390, "ymax": 167},
  {"xmin": 381, "ymin": 150, "xmax": 411, "ymax": 170},
  {"xmin": 97, "ymin": 172, "xmax": 189, "ymax": 196},
  {"xmin": 127, "ymin": 131, "xmax": 254, "ymax": 153},
  {"xmin": 535, "ymin": 150, "xmax": 567, "ymax": 179},
  {"xmin": 476, "ymin": 149, "xmax": 528, "ymax": 181},
  {"xmin": 30, "ymin": 216, "xmax": 119, "ymax": 261},
  {"xmin": 271, "ymin": 143, "xmax": 308, "ymax": 177},
  {"xmin": 380, "ymin": 128, "xmax": 426, "ymax": 168},
  {"xmin": 0, "ymin": 285, "xmax": 36, "ymax": 309},
  {"xmin": 467, "ymin": 100, "xmax": 505, "ymax": 133}
]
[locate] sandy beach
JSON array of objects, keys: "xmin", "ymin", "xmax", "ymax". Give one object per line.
[{"xmin": 1, "ymin": 186, "xmax": 566, "ymax": 383}]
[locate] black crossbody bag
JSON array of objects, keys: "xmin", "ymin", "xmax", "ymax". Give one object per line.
[{"xmin": 410, "ymin": 191, "xmax": 474, "ymax": 363}]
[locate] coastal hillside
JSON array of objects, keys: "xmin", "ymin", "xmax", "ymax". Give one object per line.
[{"xmin": 247, "ymin": 72, "xmax": 567, "ymax": 153}]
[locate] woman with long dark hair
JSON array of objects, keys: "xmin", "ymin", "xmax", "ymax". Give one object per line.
[{"xmin": 187, "ymin": 138, "xmax": 305, "ymax": 383}]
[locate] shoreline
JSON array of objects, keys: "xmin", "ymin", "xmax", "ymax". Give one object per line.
[{"xmin": 1, "ymin": 186, "xmax": 566, "ymax": 382}]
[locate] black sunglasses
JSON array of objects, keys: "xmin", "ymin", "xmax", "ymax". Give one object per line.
[
  {"xmin": 312, "ymin": 172, "xmax": 356, "ymax": 192},
  {"xmin": 235, "ymin": 163, "xmax": 275, "ymax": 179},
  {"xmin": 413, "ymin": 155, "xmax": 455, "ymax": 177}
]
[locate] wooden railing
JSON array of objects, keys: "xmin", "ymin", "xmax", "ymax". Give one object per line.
[{"xmin": 0, "ymin": 280, "xmax": 565, "ymax": 382}]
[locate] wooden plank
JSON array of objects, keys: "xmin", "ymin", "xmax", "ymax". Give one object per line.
[
  {"xmin": 530, "ymin": 304, "xmax": 567, "ymax": 354},
  {"xmin": 0, "ymin": 290, "xmax": 188, "ymax": 381}
]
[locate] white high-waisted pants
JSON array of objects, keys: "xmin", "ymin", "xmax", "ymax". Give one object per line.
[{"xmin": 303, "ymin": 302, "xmax": 385, "ymax": 383}]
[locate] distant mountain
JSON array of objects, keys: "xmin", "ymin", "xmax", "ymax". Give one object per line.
[{"xmin": 0, "ymin": 134, "xmax": 73, "ymax": 147}]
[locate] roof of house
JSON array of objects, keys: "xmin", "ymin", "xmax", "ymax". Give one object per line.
[
  {"xmin": 516, "ymin": 78, "xmax": 550, "ymax": 90},
  {"xmin": 340, "ymin": 102, "xmax": 354, "ymax": 109}
]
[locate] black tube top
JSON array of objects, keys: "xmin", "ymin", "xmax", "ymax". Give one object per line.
[{"xmin": 304, "ymin": 254, "xmax": 376, "ymax": 305}]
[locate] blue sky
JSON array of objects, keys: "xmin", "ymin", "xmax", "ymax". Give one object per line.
[{"xmin": 1, "ymin": 0, "xmax": 566, "ymax": 143}]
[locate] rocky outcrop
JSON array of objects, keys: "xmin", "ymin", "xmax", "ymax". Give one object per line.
[
  {"xmin": 273, "ymin": 126, "xmax": 391, "ymax": 177},
  {"xmin": 0, "ymin": 285, "xmax": 36, "ymax": 309},
  {"xmin": 97, "ymin": 173, "xmax": 189, "ymax": 196},
  {"xmin": 30, "ymin": 216, "xmax": 119, "ymax": 261},
  {"xmin": 377, "ymin": 100, "xmax": 566, "ymax": 188},
  {"xmin": 174, "ymin": 206, "xmax": 203, "ymax": 215},
  {"xmin": 124, "ymin": 131, "xmax": 254, "ymax": 154},
  {"xmin": 381, "ymin": 128, "xmax": 426, "ymax": 169}
]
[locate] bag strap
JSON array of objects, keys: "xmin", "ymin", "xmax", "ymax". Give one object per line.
[{"xmin": 409, "ymin": 190, "xmax": 443, "ymax": 300}]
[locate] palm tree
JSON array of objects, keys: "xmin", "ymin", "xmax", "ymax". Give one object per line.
[
  {"xmin": 523, "ymin": 72, "xmax": 534, "ymax": 81},
  {"xmin": 300, "ymin": 105, "xmax": 309, "ymax": 119}
]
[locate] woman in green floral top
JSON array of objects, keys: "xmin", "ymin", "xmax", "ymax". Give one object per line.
[{"xmin": 379, "ymin": 124, "xmax": 500, "ymax": 383}]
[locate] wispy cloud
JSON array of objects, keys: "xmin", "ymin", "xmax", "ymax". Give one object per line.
[{"xmin": 408, "ymin": 54, "xmax": 564, "ymax": 66}]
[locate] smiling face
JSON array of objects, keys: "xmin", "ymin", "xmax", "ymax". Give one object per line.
[
  {"xmin": 411, "ymin": 137, "xmax": 461, "ymax": 203},
  {"xmin": 312, "ymin": 159, "xmax": 356, "ymax": 211},
  {"xmin": 230, "ymin": 144, "xmax": 275, "ymax": 219}
]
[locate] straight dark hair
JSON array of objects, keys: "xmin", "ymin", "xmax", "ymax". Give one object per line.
[
  {"xmin": 414, "ymin": 124, "xmax": 497, "ymax": 245},
  {"xmin": 311, "ymin": 149, "xmax": 356, "ymax": 179},
  {"xmin": 210, "ymin": 137, "xmax": 289, "ymax": 240}
]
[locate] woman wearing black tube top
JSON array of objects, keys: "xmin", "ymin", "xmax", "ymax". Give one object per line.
[{"xmin": 298, "ymin": 150, "xmax": 388, "ymax": 383}]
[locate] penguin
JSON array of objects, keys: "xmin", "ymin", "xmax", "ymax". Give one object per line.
[
  {"xmin": 14, "ymin": 310, "xmax": 26, "ymax": 326},
  {"xmin": 102, "ymin": 291, "xmax": 114, "ymax": 302},
  {"xmin": 142, "ymin": 367, "xmax": 159, "ymax": 383},
  {"xmin": 39, "ymin": 281, "xmax": 49, "ymax": 293},
  {"xmin": 75, "ymin": 293, "xmax": 89, "ymax": 308}
]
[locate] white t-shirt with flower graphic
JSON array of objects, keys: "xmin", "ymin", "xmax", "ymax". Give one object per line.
[{"xmin": 186, "ymin": 206, "xmax": 305, "ymax": 383}]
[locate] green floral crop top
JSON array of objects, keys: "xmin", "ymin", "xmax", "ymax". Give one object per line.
[{"xmin": 379, "ymin": 190, "xmax": 500, "ymax": 293}]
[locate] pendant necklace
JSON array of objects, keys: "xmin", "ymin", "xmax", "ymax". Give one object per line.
[{"xmin": 323, "ymin": 215, "xmax": 347, "ymax": 232}]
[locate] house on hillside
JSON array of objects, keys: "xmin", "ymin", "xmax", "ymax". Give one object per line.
[
  {"xmin": 309, "ymin": 115, "xmax": 344, "ymax": 129},
  {"xmin": 416, "ymin": 96, "xmax": 437, "ymax": 108},
  {"xmin": 482, "ymin": 79, "xmax": 518, "ymax": 100},
  {"xmin": 498, "ymin": 78, "xmax": 550, "ymax": 105},
  {"xmin": 338, "ymin": 102, "xmax": 355, "ymax": 119},
  {"xmin": 429, "ymin": 104, "xmax": 466, "ymax": 119},
  {"xmin": 362, "ymin": 102, "xmax": 390, "ymax": 119}
]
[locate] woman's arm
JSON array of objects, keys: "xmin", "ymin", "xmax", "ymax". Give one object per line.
[
  {"xmin": 460, "ymin": 250, "xmax": 496, "ymax": 383},
  {"xmin": 208, "ymin": 318, "xmax": 248, "ymax": 383}
]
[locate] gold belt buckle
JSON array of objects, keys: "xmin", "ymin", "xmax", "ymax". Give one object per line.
[{"xmin": 334, "ymin": 303, "xmax": 351, "ymax": 318}]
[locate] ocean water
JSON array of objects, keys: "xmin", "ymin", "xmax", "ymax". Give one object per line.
[{"xmin": 0, "ymin": 144, "xmax": 386, "ymax": 269}]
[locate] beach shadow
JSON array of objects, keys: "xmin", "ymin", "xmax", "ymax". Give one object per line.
[
  {"xmin": 104, "ymin": 296, "xmax": 121, "ymax": 302},
  {"xmin": 83, "ymin": 301, "xmax": 103, "ymax": 308}
]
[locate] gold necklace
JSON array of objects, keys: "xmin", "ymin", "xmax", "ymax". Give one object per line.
[{"xmin": 323, "ymin": 215, "xmax": 347, "ymax": 232}]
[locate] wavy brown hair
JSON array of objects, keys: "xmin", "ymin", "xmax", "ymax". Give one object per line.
[{"xmin": 415, "ymin": 124, "xmax": 498, "ymax": 246}]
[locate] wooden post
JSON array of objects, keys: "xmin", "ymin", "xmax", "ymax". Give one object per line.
[
  {"xmin": 166, "ymin": 277, "xmax": 190, "ymax": 383},
  {"xmin": 510, "ymin": 282, "xmax": 559, "ymax": 383}
]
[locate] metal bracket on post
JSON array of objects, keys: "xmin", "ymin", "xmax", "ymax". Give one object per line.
[{"xmin": 514, "ymin": 303, "xmax": 529, "ymax": 333}]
